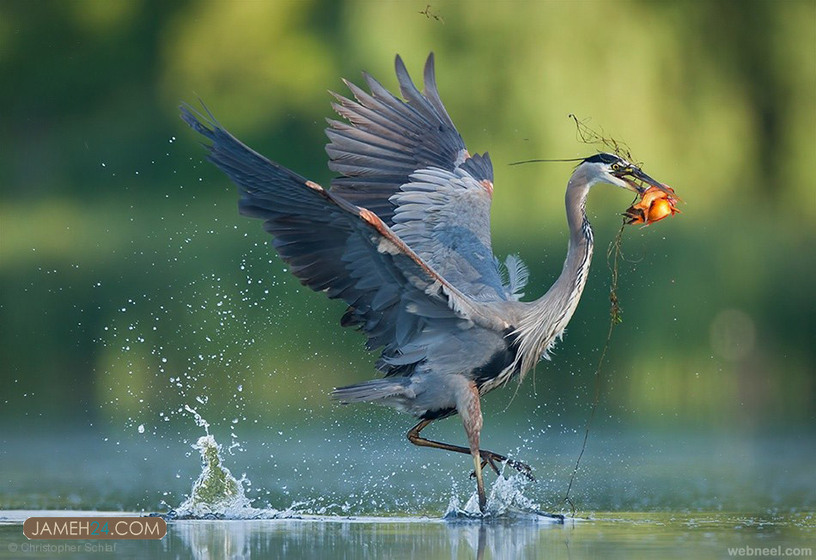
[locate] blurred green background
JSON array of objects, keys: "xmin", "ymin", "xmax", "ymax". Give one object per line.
[{"xmin": 1, "ymin": 0, "xmax": 814, "ymax": 441}]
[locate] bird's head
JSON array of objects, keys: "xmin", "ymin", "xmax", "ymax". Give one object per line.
[{"xmin": 578, "ymin": 152, "xmax": 669, "ymax": 195}]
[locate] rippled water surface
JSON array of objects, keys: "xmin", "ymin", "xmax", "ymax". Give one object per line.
[
  {"xmin": 1, "ymin": 510, "xmax": 813, "ymax": 560},
  {"xmin": 1, "ymin": 426, "xmax": 813, "ymax": 558}
]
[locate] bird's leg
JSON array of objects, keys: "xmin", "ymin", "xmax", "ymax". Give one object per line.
[
  {"xmin": 406, "ymin": 420, "xmax": 535, "ymax": 480},
  {"xmin": 458, "ymin": 381, "xmax": 487, "ymax": 512},
  {"xmin": 407, "ymin": 420, "xmax": 498, "ymax": 476}
]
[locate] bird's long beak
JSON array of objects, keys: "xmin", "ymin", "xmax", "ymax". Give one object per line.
[{"xmin": 616, "ymin": 166, "xmax": 670, "ymax": 195}]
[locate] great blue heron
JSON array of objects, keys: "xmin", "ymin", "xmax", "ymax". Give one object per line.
[{"xmin": 181, "ymin": 54, "xmax": 669, "ymax": 513}]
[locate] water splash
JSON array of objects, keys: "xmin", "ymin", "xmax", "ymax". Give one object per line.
[
  {"xmin": 165, "ymin": 424, "xmax": 315, "ymax": 520},
  {"xmin": 444, "ymin": 472, "xmax": 565, "ymax": 523},
  {"xmin": 169, "ymin": 434, "xmax": 259, "ymax": 519},
  {"xmin": 183, "ymin": 404, "xmax": 210, "ymax": 435}
]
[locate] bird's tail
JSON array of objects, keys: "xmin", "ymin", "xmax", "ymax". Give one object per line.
[{"xmin": 331, "ymin": 378, "xmax": 413, "ymax": 404}]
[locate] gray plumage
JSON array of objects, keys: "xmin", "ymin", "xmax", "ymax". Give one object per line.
[
  {"xmin": 502, "ymin": 254, "xmax": 529, "ymax": 301},
  {"xmin": 180, "ymin": 53, "xmax": 669, "ymax": 513}
]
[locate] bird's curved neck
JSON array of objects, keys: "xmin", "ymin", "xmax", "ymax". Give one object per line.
[
  {"xmin": 565, "ymin": 175, "xmax": 593, "ymax": 246},
  {"xmin": 512, "ymin": 174, "xmax": 594, "ymax": 378},
  {"xmin": 557, "ymin": 175, "xmax": 595, "ymax": 312}
]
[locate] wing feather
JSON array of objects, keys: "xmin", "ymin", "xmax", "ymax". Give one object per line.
[
  {"xmin": 390, "ymin": 163, "xmax": 506, "ymax": 301},
  {"xmin": 180, "ymin": 105, "xmax": 507, "ymax": 376},
  {"xmin": 327, "ymin": 54, "xmax": 467, "ymax": 224},
  {"xmin": 326, "ymin": 55, "xmax": 510, "ymax": 300}
]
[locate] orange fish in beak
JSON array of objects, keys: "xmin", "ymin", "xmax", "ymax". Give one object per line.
[{"xmin": 624, "ymin": 185, "xmax": 681, "ymax": 226}]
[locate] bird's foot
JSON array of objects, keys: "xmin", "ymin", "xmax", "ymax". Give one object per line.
[
  {"xmin": 504, "ymin": 457, "xmax": 535, "ymax": 481},
  {"xmin": 470, "ymin": 450, "xmax": 535, "ymax": 481}
]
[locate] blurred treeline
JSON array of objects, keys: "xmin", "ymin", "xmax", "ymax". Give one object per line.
[{"xmin": 0, "ymin": 0, "xmax": 814, "ymax": 432}]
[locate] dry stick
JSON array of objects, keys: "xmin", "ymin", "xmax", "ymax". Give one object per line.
[{"xmin": 563, "ymin": 219, "xmax": 626, "ymax": 517}]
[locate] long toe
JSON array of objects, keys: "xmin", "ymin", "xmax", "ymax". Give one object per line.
[
  {"xmin": 471, "ymin": 457, "xmax": 500, "ymax": 477},
  {"xmin": 479, "ymin": 450, "xmax": 507, "ymax": 465},
  {"xmin": 470, "ymin": 452, "xmax": 535, "ymax": 480},
  {"xmin": 483, "ymin": 451, "xmax": 536, "ymax": 481},
  {"xmin": 506, "ymin": 459, "xmax": 536, "ymax": 481}
]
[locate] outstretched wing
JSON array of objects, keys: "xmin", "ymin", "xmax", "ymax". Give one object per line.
[
  {"xmin": 327, "ymin": 54, "xmax": 510, "ymax": 301},
  {"xmin": 326, "ymin": 54, "xmax": 467, "ymax": 223},
  {"xmin": 180, "ymin": 105, "xmax": 507, "ymax": 375}
]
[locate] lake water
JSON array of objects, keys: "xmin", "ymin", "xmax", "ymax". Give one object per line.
[
  {"xmin": 1, "ymin": 510, "xmax": 813, "ymax": 559},
  {"xmin": 1, "ymin": 424, "xmax": 813, "ymax": 558}
]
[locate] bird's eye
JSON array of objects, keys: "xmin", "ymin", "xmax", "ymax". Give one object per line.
[{"xmin": 611, "ymin": 162, "xmax": 623, "ymax": 172}]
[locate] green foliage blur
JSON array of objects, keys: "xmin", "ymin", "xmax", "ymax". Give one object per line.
[{"xmin": 1, "ymin": 0, "xmax": 814, "ymax": 434}]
